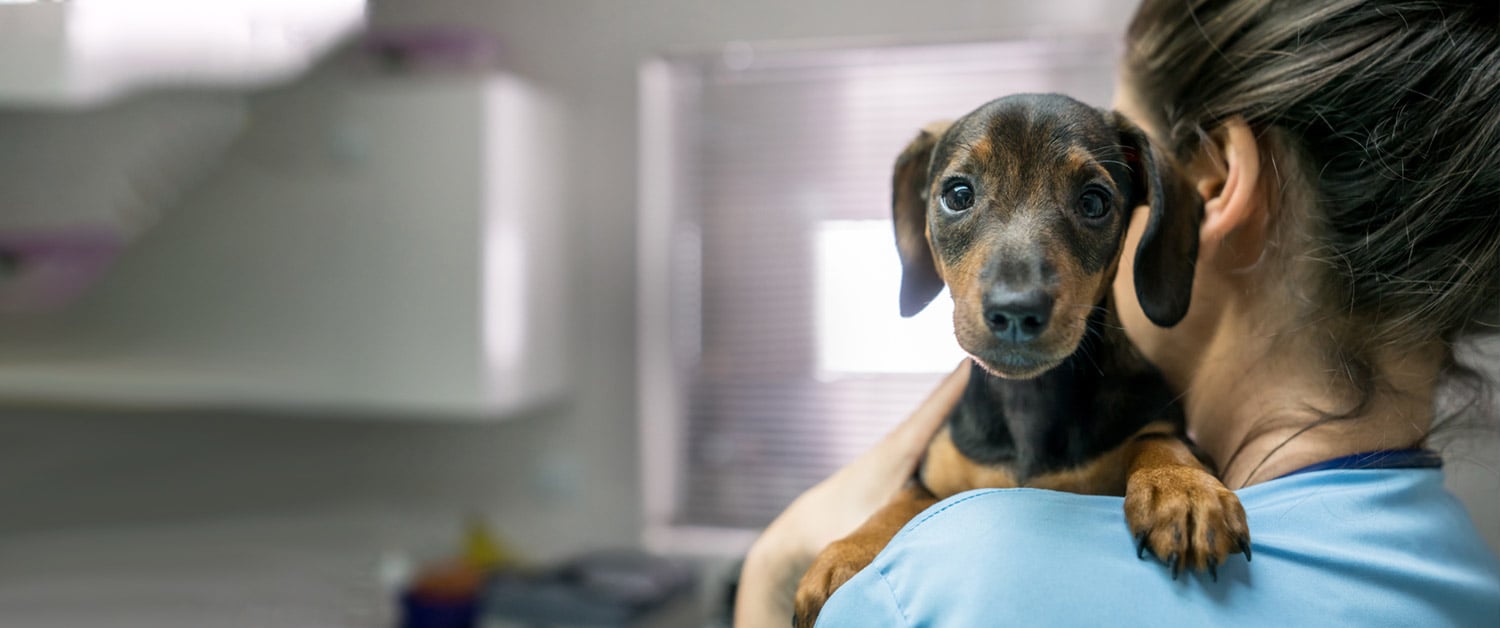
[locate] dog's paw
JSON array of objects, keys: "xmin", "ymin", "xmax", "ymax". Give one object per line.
[
  {"xmin": 1124, "ymin": 465, "xmax": 1251, "ymax": 580},
  {"xmin": 793, "ymin": 538, "xmax": 881, "ymax": 628}
]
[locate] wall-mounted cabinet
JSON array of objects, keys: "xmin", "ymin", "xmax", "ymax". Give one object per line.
[{"xmin": 0, "ymin": 75, "xmax": 567, "ymax": 419}]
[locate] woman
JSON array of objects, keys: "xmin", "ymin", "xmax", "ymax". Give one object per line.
[{"xmin": 737, "ymin": 0, "xmax": 1500, "ymax": 624}]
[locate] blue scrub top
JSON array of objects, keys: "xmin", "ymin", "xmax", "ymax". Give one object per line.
[{"xmin": 818, "ymin": 467, "xmax": 1500, "ymax": 627}]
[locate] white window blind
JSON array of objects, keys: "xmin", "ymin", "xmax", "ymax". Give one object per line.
[{"xmin": 640, "ymin": 36, "xmax": 1122, "ymax": 542}]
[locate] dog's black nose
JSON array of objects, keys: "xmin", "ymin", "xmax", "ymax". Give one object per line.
[{"xmin": 983, "ymin": 287, "xmax": 1054, "ymax": 342}]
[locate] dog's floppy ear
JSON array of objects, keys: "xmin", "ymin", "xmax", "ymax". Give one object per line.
[
  {"xmin": 892, "ymin": 122, "xmax": 950, "ymax": 317},
  {"xmin": 1113, "ymin": 113, "xmax": 1202, "ymax": 327}
]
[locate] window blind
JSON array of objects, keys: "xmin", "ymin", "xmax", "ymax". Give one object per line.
[{"xmin": 647, "ymin": 36, "xmax": 1123, "ymax": 532}]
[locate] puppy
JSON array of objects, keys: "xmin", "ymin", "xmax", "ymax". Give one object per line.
[{"xmin": 793, "ymin": 94, "xmax": 1250, "ymax": 625}]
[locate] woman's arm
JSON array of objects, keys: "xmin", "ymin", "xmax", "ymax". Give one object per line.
[{"xmin": 734, "ymin": 361, "xmax": 969, "ymax": 627}]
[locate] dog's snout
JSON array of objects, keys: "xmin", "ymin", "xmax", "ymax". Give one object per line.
[{"xmin": 983, "ymin": 287, "xmax": 1054, "ymax": 342}]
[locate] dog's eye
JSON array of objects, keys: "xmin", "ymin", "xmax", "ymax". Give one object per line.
[
  {"xmin": 1077, "ymin": 188, "xmax": 1111, "ymax": 220},
  {"xmin": 941, "ymin": 181, "xmax": 975, "ymax": 213}
]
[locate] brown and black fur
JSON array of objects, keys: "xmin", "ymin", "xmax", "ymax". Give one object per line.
[{"xmin": 794, "ymin": 94, "xmax": 1251, "ymax": 626}]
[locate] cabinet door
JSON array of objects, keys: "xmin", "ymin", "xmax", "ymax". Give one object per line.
[{"xmin": 0, "ymin": 77, "xmax": 565, "ymax": 418}]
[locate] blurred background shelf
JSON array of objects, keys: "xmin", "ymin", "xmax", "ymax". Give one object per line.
[{"xmin": 0, "ymin": 75, "xmax": 567, "ymax": 419}]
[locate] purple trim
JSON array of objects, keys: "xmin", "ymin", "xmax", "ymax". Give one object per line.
[{"xmin": 0, "ymin": 229, "xmax": 123, "ymax": 313}]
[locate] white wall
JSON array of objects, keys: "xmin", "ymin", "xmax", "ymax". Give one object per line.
[{"xmin": 0, "ymin": 3, "xmax": 1494, "ymax": 612}]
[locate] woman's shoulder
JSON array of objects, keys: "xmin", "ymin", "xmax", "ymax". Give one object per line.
[{"xmin": 818, "ymin": 468, "xmax": 1500, "ymax": 627}]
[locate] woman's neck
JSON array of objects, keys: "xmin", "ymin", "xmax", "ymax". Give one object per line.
[{"xmin": 1178, "ymin": 308, "xmax": 1440, "ymax": 488}]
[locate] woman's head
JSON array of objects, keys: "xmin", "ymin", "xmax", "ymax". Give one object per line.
[{"xmin": 1111, "ymin": 0, "xmax": 1500, "ymax": 412}]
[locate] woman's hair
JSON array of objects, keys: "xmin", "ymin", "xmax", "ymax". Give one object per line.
[{"xmin": 1122, "ymin": 0, "xmax": 1499, "ymax": 432}]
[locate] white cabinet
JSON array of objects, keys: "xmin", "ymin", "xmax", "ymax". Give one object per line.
[
  {"xmin": 0, "ymin": 0, "xmax": 365, "ymax": 107},
  {"xmin": 0, "ymin": 76, "xmax": 567, "ymax": 418}
]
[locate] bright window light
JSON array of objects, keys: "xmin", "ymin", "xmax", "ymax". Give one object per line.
[
  {"xmin": 0, "ymin": 0, "xmax": 365, "ymax": 106},
  {"xmin": 815, "ymin": 219, "xmax": 966, "ymax": 375}
]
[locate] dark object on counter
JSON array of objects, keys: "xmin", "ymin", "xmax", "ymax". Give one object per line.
[
  {"xmin": 401, "ymin": 590, "xmax": 478, "ymax": 628},
  {"xmin": 401, "ymin": 560, "xmax": 485, "ymax": 628},
  {"xmin": 719, "ymin": 559, "xmax": 741, "ymax": 627},
  {"xmin": 483, "ymin": 550, "xmax": 698, "ymax": 627}
]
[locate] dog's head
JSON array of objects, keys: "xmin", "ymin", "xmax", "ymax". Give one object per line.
[{"xmin": 893, "ymin": 93, "xmax": 1201, "ymax": 379}]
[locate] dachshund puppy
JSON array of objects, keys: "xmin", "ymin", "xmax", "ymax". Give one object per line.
[{"xmin": 793, "ymin": 94, "xmax": 1250, "ymax": 626}]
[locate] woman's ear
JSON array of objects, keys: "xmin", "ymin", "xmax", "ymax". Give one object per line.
[{"xmin": 1195, "ymin": 117, "xmax": 1269, "ymax": 270}]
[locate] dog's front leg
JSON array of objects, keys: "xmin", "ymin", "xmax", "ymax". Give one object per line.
[
  {"xmin": 792, "ymin": 483, "xmax": 938, "ymax": 627},
  {"xmin": 1122, "ymin": 433, "xmax": 1252, "ymax": 580}
]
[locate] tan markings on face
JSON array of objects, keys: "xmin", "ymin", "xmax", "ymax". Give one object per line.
[
  {"xmin": 945, "ymin": 222, "xmax": 1110, "ymax": 374},
  {"xmin": 931, "ymin": 126, "xmax": 1133, "ymax": 377},
  {"xmin": 1047, "ymin": 223, "xmax": 1126, "ymax": 360},
  {"xmin": 1048, "ymin": 240, "xmax": 1096, "ymax": 346},
  {"xmin": 968, "ymin": 135, "xmax": 993, "ymax": 165},
  {"xmin": 921, "ymin": 426, "xmax": 1019, "ymax": 498},
  {"xmin": 1094, "ymin": 244, "xmax": 1124, "ymax": 305},
  {"xmin": 1064, "ymin": 146, "xmax": 1102, "ymax": 183},
  {"xmin": 1060, "ymin": 144, "xmax": 1125, "ymax": 329},
  {"xmin": 939, "ymin": 225, "xmax": 998, "ymax": 360}
]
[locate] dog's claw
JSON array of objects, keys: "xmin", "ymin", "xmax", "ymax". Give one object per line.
[
  {"xmin": 1124, "ymin": 460, "xmax": 1252, "ymax": 581},
  {"xmin": 1135, "ymin": 531, "xmax": 1150, "ymax": 559}
]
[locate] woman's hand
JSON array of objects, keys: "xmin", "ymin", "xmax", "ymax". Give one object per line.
[{"xmin": 734, "ymin": 360, "xmax": 970, "ymax": 627}]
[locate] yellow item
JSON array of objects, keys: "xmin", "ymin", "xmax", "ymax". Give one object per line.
[{"xmin": 462, "ymin": 516, "xmax": 519, "ymax": 570}]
